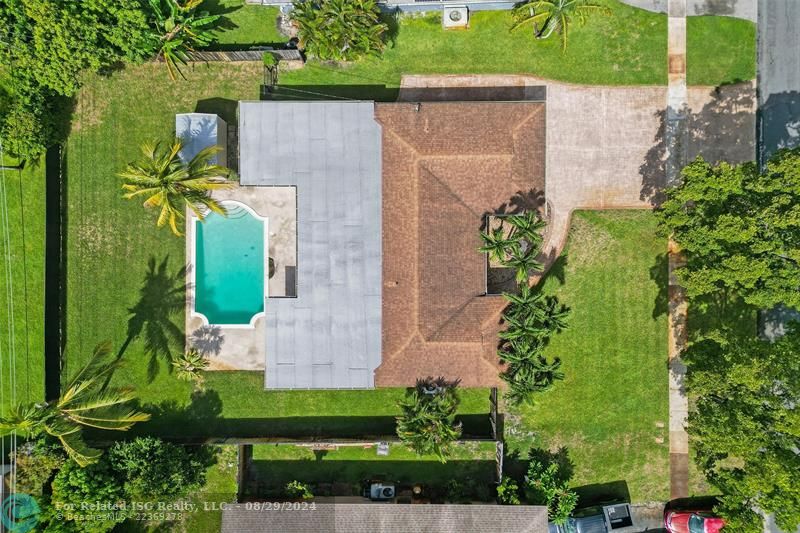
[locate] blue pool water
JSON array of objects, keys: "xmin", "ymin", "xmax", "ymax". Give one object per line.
[{"xmin": 195, "ymin": 205, "xmax": 265, "ymax": 325}]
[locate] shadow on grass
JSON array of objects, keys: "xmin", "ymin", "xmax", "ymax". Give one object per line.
[
  {"xmin": 264, "ymin": 84, "xmax": 400, "ymax": 102},
  {"xmin": 114, "ymin": 256, "xmax": 187, "ymax": 383},
  {"xmin": 650, "ymin": 252, "xmax": 669, "ymax": 320},
  {"xmin": 195, "ymin": 98, "xmax": 239, "ymax": 128},
  {"xmin": 133, "ymin": 389, "xmax": 495, "ymax": 441}
]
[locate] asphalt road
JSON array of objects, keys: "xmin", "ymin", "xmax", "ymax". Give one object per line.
[{"xmin": 757, "ymin": 0, "xmax": 800, "ymax": 164}]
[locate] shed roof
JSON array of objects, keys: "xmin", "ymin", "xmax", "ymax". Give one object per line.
[
  {"xmin": 175, "ymin": 113, "xmax": 225, "ymax": 165},
  {"xmin": 221, "ymin": 503, "xmax": 549, "ymax": 533},
  {"xmin": 238, "ymin": 101, "xmax": 382, "ymax": 389}
]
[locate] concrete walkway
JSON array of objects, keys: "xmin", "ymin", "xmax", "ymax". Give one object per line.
[
  {"xmin": 620, "ymin": 0, "xmax": 756, "ymax": 22},
  {"xmin": 666, "ymin": 0, "xmax": 690, "ymax": 501}
]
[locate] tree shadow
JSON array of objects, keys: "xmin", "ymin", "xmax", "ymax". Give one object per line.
[
  {"xmin": 650, "ymin": 252, "xmax": 669, "ymax": 320},
  {"xmin": 116, "ymin": 256, "xmax": 188, "ymax": 383},
  {"xmin": 640, "ymin": 82, "xmax": 756, "ymax": 205},
  {"xmin": 758, "ymin": 90, "xmax": 800, "ymax": 167},
  {"xmin": 189, "ymin": 325, "xmax": 225, "ymax": 356}
]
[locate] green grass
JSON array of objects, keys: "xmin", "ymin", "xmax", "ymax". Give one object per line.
[
  {"xmin": 0, "ymin": 157, "xmax": 46, "ymax": 413},
  {"xmin": 206, "ymin": 0, "xmax": 287, "ymax": 49},
  {"xmin": 267, "ymin": 1, "xmax": 753, "ymax": 93},
  {"xmin": 687, "ymin": 15, "xmax": 756, "ymax": 86},
  {"xmin": 506, "ymin": 211, "xmax": 669, "ymax": 504},
  {"xmin": 248, "ymin": 442, "xmax": 496, "ymax": 498}
]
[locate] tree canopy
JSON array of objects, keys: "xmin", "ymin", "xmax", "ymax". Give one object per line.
[
  {"xmin": 684, "ymin": 332, "xmax": 800, "ymax": 532},
  {"xmin": 396, "ymin": 377, "xmax": 463, "ymax": 462},
  {"xmin": 657, "ymin": 148, "xmax": 800, "ymax": 310},
  {"xmin": 291, "ymin": 0, "xmax": 388, "ymax": 62}
]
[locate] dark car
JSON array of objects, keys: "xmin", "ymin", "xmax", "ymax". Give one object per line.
[{"xmin": 548, "ymin": 503, "xmax": 634, "ymax": 533}]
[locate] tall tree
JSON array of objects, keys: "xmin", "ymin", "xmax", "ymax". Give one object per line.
[
  {"xmin": 119, "ymin": 139, "xmax": 232, "ymax": 236},
  {"xmin": 684, "ymin": 333, "xmax": 800, "ymax": 532},
  {"xmin": 0, "ymin": 342, "xmax": 151, "ymax": 466},
  {"xmin": 396, "ymin": 377, "xmax": 462, "ymax": 462},
  {"xmin": 148, "ymin": 0, "xmax": 221, "ymax": 80},
  {"xmin": 512, "ymin": 0, "xmax": 609, "ymax": 51},
  {"xmin": 657, "ymin": 149, "xmax": 800, "ymax": 310}
]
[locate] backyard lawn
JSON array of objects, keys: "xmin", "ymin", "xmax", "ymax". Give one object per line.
[
  {"xmin": 0, "ymin": 157, "xmax": 46, "ymax": 413},
  {"xmin": 505, "ymin": 211, "xmax": 670, "ymax": 504},
  {"xmin": 247, "ymin": 442, "xmax": 497, "ymax": 500},
  {"xmin": 208, "ymin": 0, "xmax": 754, "ymax": 93}
]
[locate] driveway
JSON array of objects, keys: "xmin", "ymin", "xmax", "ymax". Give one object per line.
[
  {"xmin": 758, "ymin": 0, "xmax": 800, "ymax": 164},
  {"xmin": 399, "ymin": 75, "xmax": 755, "ymax": 272},
  {"xmin": 621, "ymin": 0, "xmax": 756, "ymax": 22}
]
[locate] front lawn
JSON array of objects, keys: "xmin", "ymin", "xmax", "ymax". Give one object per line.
[
  {"xmin": 687, "ymin": 15, "xmax": 756, "ymax": 86},
  {"xmin": 0, "ymin": 158, "xmax": 46, "ymax": 413},
  {"xmin": 506, "ymin": 211, "xmax": 670, "ymax": 504}
]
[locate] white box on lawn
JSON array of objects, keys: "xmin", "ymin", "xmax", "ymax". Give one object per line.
[{"xmin": 175, "ymin": 113, "xmax": 228, "ymax": 168}]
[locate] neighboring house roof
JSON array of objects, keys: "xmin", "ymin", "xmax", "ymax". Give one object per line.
[
  {"xmin": 375, "ymin": 101, "xmax": 546, "ymax": 387},
  {"xmin": 220, "ymin": 503, "xmax": 549, "ymax": 533},
  {"xmin": 238, "ymin": 101, "xmax": 382, "ymax": 389},
  {"xmin": 175, "ymin": 113, "xmax": 227, "ymax": 166}
]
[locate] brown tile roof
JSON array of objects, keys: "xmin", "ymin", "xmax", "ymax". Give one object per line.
[{"xmin": 375, "ymin": 102, "xmax": 546, "ymax": 387}]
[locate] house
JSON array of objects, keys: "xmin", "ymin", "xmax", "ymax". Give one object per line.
[
  {"xmin": 221, "ymin": 502, "xmax": 548, "ymax": 532},
  {"xmin": 183, "ymin": 96, "xmax": 546, "ymax": 389}
]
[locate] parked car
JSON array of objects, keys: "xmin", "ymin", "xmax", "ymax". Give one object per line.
[
  {"xmin": 664, "ymin": 509, "xmax": 725, "ymax": 533},
  {"xmin": 549, "ymin": 504, "xmax": 634, "ymax": 533}
]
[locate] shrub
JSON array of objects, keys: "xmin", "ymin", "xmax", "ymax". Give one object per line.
[
  {"xmin": 13, "ymin": 439, "xmax": 65, "ymax": 495},
  {"xmin": 1, "ymin": 95, "xmax": 52, "ymax": 161},
  {"xmin": 50, "ymin": 459, "xmax": 128, "ymax": 532},
  {"xmin": 107, "ymin": 437, "xmax": 207, "ymax": 499},
  {"xmin": 286, "ymin": 480, "xmax": 313, "ymax": 500},
  {"xmin": 396, "ymin": 377, "xmax": 462, "ymax": 462},
  {"xmin": 526, "ymin": 456, "xmax": 578, "ymax": 525},
  {"xmin": 496, "ymin": 477, "xmax": 521, "ymax": 505},
  {"xmin": 291, "ymin": 0, "xmax": 388, "ymax": 61}
]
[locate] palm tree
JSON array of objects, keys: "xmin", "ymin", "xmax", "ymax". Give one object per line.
[
  {"xmin": 505, "ymin": 246, "xmax": 544, "ymax": 283},
  {"xmin": 512, "ymin": 0, "xmax": 609, "ymax": 51},
  {"xmin": 499, "ymin": 314, "xmax": 550, "ymax": 341},
  {"xmin": 498, "ymin": 337, "xmax": 546, "ymax": 365},
  {"xmin": 396, "ymin": 377, "xmax": 462, "ymax": 462},
  {"xmin": 0, "ymin": 343, "xmax": 151, "ymax": 466},
  {"xmin": 541, "ymin": 296, "xmax": 570, "ymax": 334},
  {"xmin": 480, "ymin": 226, "xmax": 518, "ymax": 264},
  {"xmin": 503, "ymin": 283, "xmax": 546, "ymax": 320},
  {"xmin": 148, "ymin": 0, "xmax": 222, "ymax": 80},
  {"xmin": 506, "ymin": 211, "xmax": 546, "ymax": 249},
  {"xmin": 119, "ymin": 139, "xmax": 232, "ymax": 236},
  {"xmin": 172, "ymin": 348, "xmax": 209, "ymax": 383},
  {"xmin": 502, "ymin": 355, "xmax": 564, "ymax": 405},
  {"xmin": 291, "ymin": 0, "xmax": 388, "ymax": 62}
]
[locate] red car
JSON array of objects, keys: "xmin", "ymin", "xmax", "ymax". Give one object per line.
[{"xmin": 664, "ymin": 509, "xmax": 725, "ymax": 532}]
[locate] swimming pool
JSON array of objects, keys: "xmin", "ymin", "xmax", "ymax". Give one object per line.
[{"xmin": 193, "ymin": 201, "xmax": 267, "ymax": 327}]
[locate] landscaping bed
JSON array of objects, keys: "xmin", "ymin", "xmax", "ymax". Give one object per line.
[{"xmin": 505, "ymin": 211, "xmax": 670, "ymax": 504}]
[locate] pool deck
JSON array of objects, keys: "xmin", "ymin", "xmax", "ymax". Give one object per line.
[{"xmin": 185, "ymin": 183, "xmax": 297, "ymax": 370}]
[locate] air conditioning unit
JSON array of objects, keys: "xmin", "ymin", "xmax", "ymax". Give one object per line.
[
  {"xmin": 369, "ymin": 483, "xmax": 396, "ymax": 501},
  {"xmin": 442, "ymin": 6, "xmax": 469, "ymax": 29}
]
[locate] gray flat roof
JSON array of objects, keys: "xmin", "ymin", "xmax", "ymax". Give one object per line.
[
  {"xmin": 221, "ymin": 503, "xmax": 549, "ymax": 533},
  {"xmin": 239, "ymin": 101, "xmax": 382, "ymax": 389}
]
